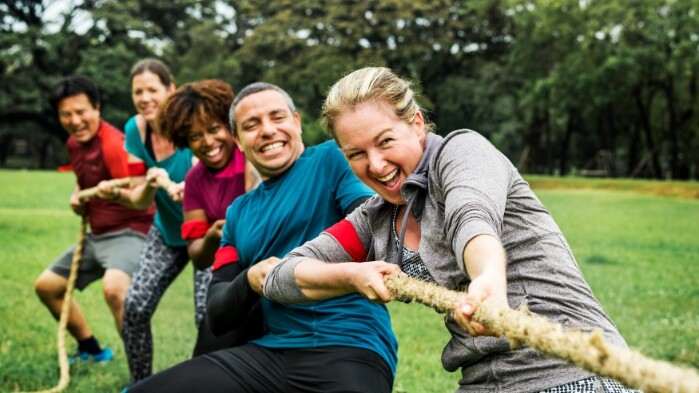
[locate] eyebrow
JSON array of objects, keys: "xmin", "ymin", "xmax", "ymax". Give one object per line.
[
  {"xmin": 268, "ymin": 109, "xmax": 288, "ymax": 117},
  {"xmin": 341, "ymin": 128, "xmax": 393, "ymax": 154},
  {"xmin": 240, "ymin": 108, "xmax": 287, "ymax": 124},
  {"xmin": 373, "ymin": 128, "xmax": 393, "ymax": 142}
]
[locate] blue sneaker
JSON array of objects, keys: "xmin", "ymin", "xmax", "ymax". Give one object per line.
[{"xmin": 68, "ymin": 346, "xmax": 113, "ymax": 364}]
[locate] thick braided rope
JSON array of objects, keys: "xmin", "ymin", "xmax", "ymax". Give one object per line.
[
  {"xmin": 155, "ymin": 176, "xmax": 173, "ymax": 190},
  {"xmin": 384, "ymin": 273, "xmax": 699, "ymax": 393},
  {"xmin": 76, "ymin": 178, "xmax": 130, "ymax": 200},
  {"xmin": 19, "ymin": 176, "xmax": 172, "ymax": 392},
  {"xmin": 19, "ymin": 217, "xmax": 87, "ymax": 393},
  {"xmin": 75, "ymin": 175, "xmax": 173, "ymax": 201}
]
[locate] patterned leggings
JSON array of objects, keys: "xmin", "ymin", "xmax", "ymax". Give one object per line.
[
  {"xmin": 539, "ymin": 377, "xmax": 641, "ymax": 393},
  {"xmin": 122, "ymin": 226, "xmax": 212, "ymax": 384}
]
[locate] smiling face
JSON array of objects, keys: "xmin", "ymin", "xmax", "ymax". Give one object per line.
[
  {"xmin": 187, "ymin": 119, "xmax": 235, "ymax": 170},
  {"xmin": 335, "ymin": 100, "xmax": 426, "ymax": 205},
  {"xmin": 131, "ymin": 70, "xmax": 175, "ymax": 123},
  {"xmin": 233, "ymin": 90, "xmax": 304, "ymax": 180},
  {"xmin": 57, "ymin": 93, "xmax": 101, "ymax": 144}
]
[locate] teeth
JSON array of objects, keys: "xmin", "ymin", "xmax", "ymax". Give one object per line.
[
  {"xmin": 377, "ymin": 169, "xmax": 398, "ymax": 183},
  {"xmin": 206, "ymin": 147, "xmax": 221, "ymax": 157},
  {"xmin": 261, "ymin": 142, "xmax": 283, "ymax": 153}
]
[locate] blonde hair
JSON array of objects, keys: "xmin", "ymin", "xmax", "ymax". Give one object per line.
[{"xmin": 321, "ymin": 67, "xmax": 433, "ymax": 138}]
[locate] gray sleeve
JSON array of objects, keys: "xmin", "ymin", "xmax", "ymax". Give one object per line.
[
  {"xmin": 264, "ymin": 208, "xmax": 372, "ymax": 304},
  {"xmin": 263, "ymin": 255, "xmax": 311, "ymax": 305},
  {"xmin": 435, "ymin": 132, "xmax": 513, "ymax": 272}
]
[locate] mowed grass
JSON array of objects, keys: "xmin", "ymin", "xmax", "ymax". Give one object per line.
[
  {"xmin": 0, "ymin": 170, "xmax": 196, "ymax": 392},
  {"xmin": 0, "ymin": 169, "xmax": 697, "ymax": 393}
]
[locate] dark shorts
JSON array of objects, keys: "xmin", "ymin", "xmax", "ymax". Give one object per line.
[
  {"xmin": 49, "ymin": 228, "xmax": 145, "ymax": 290},
  {"xmin": 131, "ymin": 343, "xmax": 393, "ymax": 393}
]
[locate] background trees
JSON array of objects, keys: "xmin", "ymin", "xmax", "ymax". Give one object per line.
[{"xmin": 1, "ymin": 0, "xmax": 698, "ymax": 179}]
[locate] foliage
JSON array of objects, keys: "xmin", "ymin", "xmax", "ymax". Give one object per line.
[
  {"xmin": 1, "ymin": 170, "xmax": 697, "ymax": 392},
  {"xmin": 1, "ymin": 0, "xmax": 699, "ymax": 178}
]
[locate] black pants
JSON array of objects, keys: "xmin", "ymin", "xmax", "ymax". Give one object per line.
[
  {"xmin": 130, "ymin": 343, "xmax": 393, "ymax": 393},
  {"xmin": 191, "ymin": 309, "xmax": 263, "ymax": 358}
]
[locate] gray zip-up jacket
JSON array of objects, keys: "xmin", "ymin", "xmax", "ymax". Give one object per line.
[{"xmin": 265, "ymin": 130, "xmax": 628, "ymax": 392}]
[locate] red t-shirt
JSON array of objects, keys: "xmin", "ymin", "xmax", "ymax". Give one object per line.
[{"xmin": 67, "ymin": 120, "xmax": 154, "ymax": 235}]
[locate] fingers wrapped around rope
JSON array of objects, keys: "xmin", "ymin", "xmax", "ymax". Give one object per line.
[
  {"xmin": 145, "ymin": 167, "xmax": 183, "ymax": 201},
  {"xmin": 77, "ymin": 178, "xmax": 130, "ymax": 201},
  {"xmin": 382, "ymin": 273, "xmax": 699, "ymax": 393}
]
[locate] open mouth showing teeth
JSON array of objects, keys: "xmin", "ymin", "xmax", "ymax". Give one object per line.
[
  {"xmin": 377, "ymin": 169, "xmax": 398, "ymax": 183},
  {"xmin": 261, "ymin": 142, "xmax": 283, "ymax": 153},
  {"xmin": 206, "ymin": 147, "xmax": 221, "ymax": 157}
]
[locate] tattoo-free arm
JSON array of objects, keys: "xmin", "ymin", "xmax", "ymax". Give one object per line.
[
  {"xmin": 290, "ymin": 259, "xmax": 401, "ymax": 303},
  {"xmin": 453, "ymin": 234, "xmax": 508, "ymax": 336},
  {"xmin": 184, "ymin": 209, "xmax": 223, "ymax": 270}
]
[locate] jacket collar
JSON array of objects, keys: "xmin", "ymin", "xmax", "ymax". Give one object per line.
[{"xmin": 402, "ymin": 132, "xmax": 443, "ymax": 193}]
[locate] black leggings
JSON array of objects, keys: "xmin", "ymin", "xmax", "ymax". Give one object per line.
[{"xmin": 130, "ymin": 344, "xmax": 393, "ymax": 393}]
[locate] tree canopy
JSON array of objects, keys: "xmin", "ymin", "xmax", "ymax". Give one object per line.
[{"xmin": 2, "ymin": 0, "xmax": 698, "ymax": 179}]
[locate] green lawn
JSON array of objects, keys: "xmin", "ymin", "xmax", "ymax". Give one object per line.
[{"xmin": 1, "ymin": 169, "xmax": 697, "ymax": 393}]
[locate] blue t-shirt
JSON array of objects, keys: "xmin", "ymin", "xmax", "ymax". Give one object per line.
[
  {"xmin": 124, "ymin": 116, "xmax": 193, "ymax": 247},
  {"xmin": 221, "ymin": 141, "xmax": 398, "ymax": 374}
]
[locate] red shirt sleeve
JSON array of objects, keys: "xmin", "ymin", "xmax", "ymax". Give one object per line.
[
  {"xmin": 128, "ymin": 162, "xmax": 147, "ymax": 176},
  {"xmin": 181, "ymin": 220, "xmax": 212, "ymax": 240},
  {"xmin": 99, "ymin": 121, "xmax": 130, "ymax": 179},
  {"xmin": 324, "ymin": 219, "xmax": 367, "ymax": 262},
  {"xmin": 213, "ymin": 246, "xmax": 239, "ymax": 271}
]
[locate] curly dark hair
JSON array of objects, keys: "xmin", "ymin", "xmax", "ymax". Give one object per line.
[{"xmin": 158, "ymin": 79, "xmax": 235, "ymax": 148}]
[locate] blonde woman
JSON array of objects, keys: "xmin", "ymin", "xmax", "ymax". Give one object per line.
[{"xmin": 264, "ymin": 67, "xmax": 639, "ymax": 393}]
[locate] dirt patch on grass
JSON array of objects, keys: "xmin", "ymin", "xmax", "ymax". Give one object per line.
[{"xmin": 525, "ymin": 176, "xmax": 699, "ymax": 199}]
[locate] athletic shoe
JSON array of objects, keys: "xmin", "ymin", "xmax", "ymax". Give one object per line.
[{"xmin": 68, "ymin": 346, "xmax": 113, "ymax": 364}]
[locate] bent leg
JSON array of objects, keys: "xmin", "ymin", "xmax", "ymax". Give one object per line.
[
  {"xmin": 35, "ymin": 270, "xmax": 92, "ymax": 341},
  {"xmin": 122, "ymin": 227, "xmax": 189, "ymax": 384},
  {"xmin": 287, "ymin": 346, "xmax": 394, "ymax": 393},
  {"xmin": 102, "ymin": 268, "xmax": 131, "ymax": 336},
  {"xmin": 129, "ymin": 356, "xmax": 240, "ymax": 393},
  {"xmin": 133, "ymin": 344, "xmax": 286, "ymax": 393},
  {"xmin": 193, "ymin": 267, "xmax": 212, "ymax": 327},
  {"xmin": 95, "ymin": 228, "xmax": 144, "ymax": 336}
]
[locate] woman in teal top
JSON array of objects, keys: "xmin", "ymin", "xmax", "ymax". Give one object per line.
[
  {"xmin": 124, "ymin": 114, "xmax": 192, "ymax": 246},
  {"xmin": 118, "ymin": 58, "xmax": 200, "ymax": 387}
]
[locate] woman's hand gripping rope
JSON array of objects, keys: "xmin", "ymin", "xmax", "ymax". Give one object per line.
[
  {"xmin": 146, "ymin": 167, "xmax": 183, "ymax": 201},
  {"xmin": 382, "ymin": 273, "xmax": 699, "ymax": 393}
]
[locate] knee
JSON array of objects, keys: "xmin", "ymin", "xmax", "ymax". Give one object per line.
[
  {"xmin": 34, "ymin": 277, "xmax": 49, "ymax": 299},
  {"xmin": 34, "ymin": 273, "xmax": 63, "ymax": 302},
  {"xmin": 123, "ymin": 292, "xmax": 152, "ymax": 324},
  {"xmin": 103, "ymin": 284, "xmax": 126, "ymax": 310}
]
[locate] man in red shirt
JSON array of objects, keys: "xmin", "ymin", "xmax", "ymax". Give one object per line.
[{"xmin": 34, "ymin": 75, "xmax": 155, "ymax": 363}]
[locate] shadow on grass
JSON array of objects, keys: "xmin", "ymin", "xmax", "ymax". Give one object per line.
[{"xmin": 585, "ymin": 254, "xmax": 616, "ymax": 265}]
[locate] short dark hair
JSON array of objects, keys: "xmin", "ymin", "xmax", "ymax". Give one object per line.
[
  {"xmin": 48, "ymin": 75, "xmax": 101, "ymax": 114},
  {"xmin": 158, "ymin": 80, "xmax": 235, "ymax": 149},
  {"xmin": 229, "ymin": 82, "xmax": 296, "ymax": 134}
]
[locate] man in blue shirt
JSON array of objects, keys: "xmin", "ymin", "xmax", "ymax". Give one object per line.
[{"xmin": 129, "ymin": 83, "xmax": 397, "ymax": 393}]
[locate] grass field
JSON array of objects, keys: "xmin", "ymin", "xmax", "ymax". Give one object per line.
[{"xmin": 1, "ymin": 169, "xmax": 697, "ymax": 393}]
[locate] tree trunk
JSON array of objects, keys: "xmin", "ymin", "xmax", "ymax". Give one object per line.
[{"xmin": 634, "ymin": 88, "xmax": 662, "ymax": 178}]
